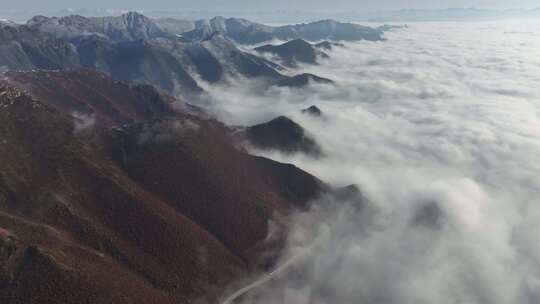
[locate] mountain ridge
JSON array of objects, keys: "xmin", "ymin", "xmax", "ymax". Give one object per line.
[
  {"xmin": 255, "ymin": 39, "xmax": 329, "ymax": 68},
  {"xmin": 0, "ymin": 70, "xmax": 339, "ymax": 303},
  {"xmin": 1, "ymin": 16, "xmax": 334, "ymax": 96},
  {"xmin": 179, "ymin": 16, "xmax": 385, "ymax": 44}
]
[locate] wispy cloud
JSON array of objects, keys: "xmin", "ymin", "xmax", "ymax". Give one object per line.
[{"xmin": 72, "ymin": 112, "xmax": 97, "ymax": 134}]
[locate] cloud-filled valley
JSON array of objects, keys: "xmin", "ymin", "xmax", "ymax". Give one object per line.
[
  {"xmin": 196, "ymin": 21, "xmax": 540, "ymax": 303},
  {"xmin": 1, "ymin": 10, "xmax": 540, "ymax": 303}
]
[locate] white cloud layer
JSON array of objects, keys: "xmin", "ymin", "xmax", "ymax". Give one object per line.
[{"xmin": 201, "ymin": 20, "xmax": 540, "ymax": 304}]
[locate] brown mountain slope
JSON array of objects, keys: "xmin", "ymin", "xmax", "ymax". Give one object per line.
[
  {"xmin": 3, "ymin": 69, "xmax": 185, "ymax": 127},
  {"xmin": 107, "ymin": 119, "xmax": 279, "ymax": 259},
  {"xmin": 0, "ymin": 71, "xmax": 330, "ymax": 303},
  {"xmin": 3, "ymin": 69, "xmax": 325, "ymax": 258},
  {"xmin": 0, "ymin": 85, "xmax": 246, "ymax": 303}
]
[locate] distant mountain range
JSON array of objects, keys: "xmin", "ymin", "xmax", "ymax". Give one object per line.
[
  {"xmin": 23, "ymin": 12, "xmax": 387, "ymax": 44},
  {"xmin": 178, "ymin": 16, "xmax": 385, "ymax": 44},
  {"xmin": 1, "ymin": 12, "xmax": 381, "ymax": 97},
  {"xmin": 2, "ymin": 8, "xmax": 539, "ymax": 24},
  {"xmin": 27, "ymin": 12, "xmax": 173, "ymax": 42},
  {"xmin": 367, "ymin": 8, "xmax": 540, "ymax": 22}
]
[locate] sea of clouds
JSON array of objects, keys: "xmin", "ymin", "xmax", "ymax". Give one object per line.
[{"xmin": 200, "ymin": 20, "xmax": 540, "ymax": 304}]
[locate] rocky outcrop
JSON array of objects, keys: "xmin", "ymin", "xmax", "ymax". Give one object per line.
[
  {"xmin": 274, "ymin": 73, "xmax": 333, "ymax": 88},
  {"xmin": 245, "ymin": 116, "xmax": 322, "ymax": 156}
]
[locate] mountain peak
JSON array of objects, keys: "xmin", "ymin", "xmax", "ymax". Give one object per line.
[
  {"xmin": 255, "ymin": 38, "xmax": 327, "ymax": 68},
  {"xmin": 285, "ymin": 38, "xmax": 311, "ymax": 46},
  {"xmin": 0, "ymin": 85, "xmax": 25, "ymax": 106},
  {"xmin": 302, "ymin": 105, "xmax": 322, "ymax": 116},
  {"xmin": 26, "ymin": 15, "xmax": 50, "ymax": 25},
  {"xmin": 182, "ymin": 17, "xmax": 383, "ymax": 44},
  {"xmin": 26, "ymin": 12, "xmax": 170, "ymax": 42},
  {"xmin": 246, "ymin": 115, "xmax": 322, "ymax": 156},
  {"xmin": 119, "ymin": 11, "xmax": 154, "ymax": 26},
  {"xmin": 121, "ymin": 11, "xmax": 145, "ymax": 18},
  {"xmin": 315, "ymin": 19, "xmax": 339, "ymax": 24}
]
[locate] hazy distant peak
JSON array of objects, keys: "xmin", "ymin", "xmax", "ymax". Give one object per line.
[
  {"xmin": 181, "ymin": 16, "xmax": 383, "ymax": 44},
  {"xmin": 27, "ymin": 12, "xmax": 171, "ymax": 42},
  {"xmin": 311, "ymin": 19, "xmax": 339, "ymax": 25},
  {"xmin": 302, "ymin": 105, "xmax": 323, "ymax": 116},
  {"xmin": 26, "ymin": 15, "xmax": 51, "ymax": 25},
  {"xmin": 120, "ymin": 11, "xmax": 147, "ymax": 20},
  {"xmin": 255, "ymin": 38, "xmax": 329, "ymax": 67},
  {"xmin": 0, "ymin": 19, "xmax": 17, "ymax": 27},
  {"xmin": 152, "ymin": 17, "xmax": 195, "ymax": 34},
  {"xmin": 285, "ymin": 38, "xmax": 312, "ymax": 46}
]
